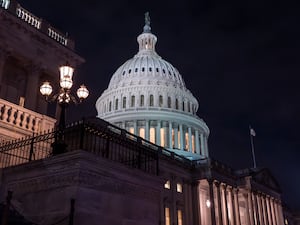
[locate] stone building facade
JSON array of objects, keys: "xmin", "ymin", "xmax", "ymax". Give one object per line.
[{"xmin": 0, "ymin": 2, "xmax": 297, "ymax": 225}]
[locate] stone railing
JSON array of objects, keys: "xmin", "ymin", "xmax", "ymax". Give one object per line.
[
  {"xmin": 0, "ymin": 0, "xmax": 10, "ymax": 9},
  {"xmin": 0, "ymin": 98, "xmax": 56, "ymax": 138},
  {"xmin": 0, "ymin": 0, "xmax": 74, "ymax": 49},
  {"xmin": 48, "ymin": 27, "xmax": 68, "ymax": 46},
  {"xmin": 16, "ymin": 5, "xmax": 41, "ymax": 29}
]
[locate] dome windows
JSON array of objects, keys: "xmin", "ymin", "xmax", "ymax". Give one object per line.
[
  {"xmin": 123, "ymin": 97, "xmax": 126, "ymax": 108},
  {"xmin": 128, "ymin": 69, "xmax": 132, "ymax": 74},
  {"xmin": 135, "ymin": 68, "xmax": 138, "ymax": 73},
  {"xmin": 150, "ymin": 95, "xmax": 154, "ymax": 106},
  {"xmin": 142, "ymin": 67, "xmax": 145, "ymax": 72},
  {"xmin": 131, "ymin": 95, "xmax": 135, "ymax": 107},
  {"xmin": 175, "ymin": 99, "xmax": 179, "ymax": 110},
  {"xmin": 140, "ymin": 95, "xmax": 144, "ymax": 106},
  {"xmin": 168, "ymin": 97, "xmax": 171, "ymax": 108},
  {"xmin": 149, "ymin": 67, "xmax": 152, "ymax": 72},
  {"xmin": 159, "ymin": 95, "xmax": 163, "ymax": 107},
  {"xmin": 156, "ymin": 68, "xmax": 159, "ymax": 73},
  {"xmin": 115, "ymin": 99, "xmax": 119, "ymax": 110},
  {"xmin": 109, "ymin": 101, "xmax": 112, "ymax": 112}
]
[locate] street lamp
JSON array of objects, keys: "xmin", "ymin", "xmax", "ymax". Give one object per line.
[{"xmin": 40, "ymin": 63, "xmax": 89, "ymax": 154}]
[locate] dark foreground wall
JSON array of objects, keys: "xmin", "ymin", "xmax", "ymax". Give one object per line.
[{"xmin": 0, "ymin": 150, "xmax": 162, "ymax": 225}]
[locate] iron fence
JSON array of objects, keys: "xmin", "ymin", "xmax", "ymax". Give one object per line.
[{"xmin": 0, "ymin": 118, "xmax": 159, "ymax": 175}]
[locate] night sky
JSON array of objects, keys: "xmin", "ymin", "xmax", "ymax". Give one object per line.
[{"xmin": 18, "ymin": 0, "xmax": 300, "ymax": 210}]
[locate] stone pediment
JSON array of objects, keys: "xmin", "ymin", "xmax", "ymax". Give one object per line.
[{"xmin": 251, "ymin": 168, "xmax": 281, "ymax": 192}]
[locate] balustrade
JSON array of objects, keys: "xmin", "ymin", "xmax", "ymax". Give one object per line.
[
  {"xmin": 0, "ymin": 98, "xmax": 55, "ymax": 136},
  {"xmin": 16, "ymin": 5, "xmax": 41, "ymax": 29}
]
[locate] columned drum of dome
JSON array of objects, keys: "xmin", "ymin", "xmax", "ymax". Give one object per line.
[{"xmin": 96, "ymin": 13, "xmax": 209, "ymax": 160}]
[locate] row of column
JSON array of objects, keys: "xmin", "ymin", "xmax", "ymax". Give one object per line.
[
  {"xmin": 203, "ymin": 181, "xmax": 284, "ymax": 225},
  {"xmin": 244, "ymin": 191, "xmax": 284, "ymax": 225},
  {"xmin": 102, "ymin": 92, "xmax": 196, "ymax": 115},
  {"xmin": 121, "ymin": 120, "xmax": 209, "ymax": 157}
]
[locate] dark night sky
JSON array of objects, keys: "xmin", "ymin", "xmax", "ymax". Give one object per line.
[{"xmin": 18, "ymin": 0, "xmax": 300, "ymax": 210}]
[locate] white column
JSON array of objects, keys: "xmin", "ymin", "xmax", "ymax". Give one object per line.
[
  {"xmin": 156, "ymin": 121, "xmax": 161, "ymax": 146},
  {"xmin": 216, "ymin": 183, "xmax": 223, "ymax": 225},
  {"xmin": 270, "ymin": 198, "xmax": 277, "ymax": 225},
  {"xmin": 179, "ymin": 124, "xmax": 184, "ymax": 150},
  {"xmin": 133, "ymin": 120, "xmax": 137, "ymax": 135},
  {"xmin": 168, "ymin": 121, "xmax": 173, "ymax": 148},
  {"xmin": 262, "ymin": 195, "xmax": 268, "ymax": 225},
  {"xmin": 188, "ymin": 127, "xmax": 192, "ymax": 152},
  {"xmin": 244, "ymin": 193, "xmax": 251, "ymax": 225},
  {"xmin": 200, "ymin": 133, "xmax": 205, "ymax": 156},
  {"xmin": 277, "ymin": 202, "xmax": 285, "ymax": 225},
  {"xmin": 223, "ymin": 185, "xmax": 229, "ymax": 225},
  {"xmin": 257, "ymin": 194, "xmax": 264, "ymax": 225},
  {"xmin": 204, "ymin": 136, "xmax": 209, "ymax": 157},
  {"xmin": 266, "ymin": 197, "xmax": 272, "ymax": 225},
  {"xmin": 230, "ymin": 188, "xmax": 236, "ymax": 225},
  {"xmin": 195, "ymin": 130, "xmax": 200, "ymax": 154},
  {"xmin": 233, "ymin": 189, "xmax": 241, "ymax": 225},
  {"xmin": 145, "ymin": 120, "xmax": 149, "ymax": 140},
  {"xmin": 174, "ymin": 126, "xmax": 178, "ymax": 149},
  {"xmin": 248, "ymin": 192, "xmax": 254, "ymax": 225}
]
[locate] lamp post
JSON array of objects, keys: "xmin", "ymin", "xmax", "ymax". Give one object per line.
[{"xmin": 40, "ymin": 63, "xmax": 89, "ymax": 154}]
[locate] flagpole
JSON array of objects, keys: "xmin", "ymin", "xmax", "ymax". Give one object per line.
[{"xmin": 249, "ymin": 125, "xmax": 257, "ymax": 168}]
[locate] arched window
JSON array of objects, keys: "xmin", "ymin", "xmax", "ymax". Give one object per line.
[
  {"xmin": 168, "ymin": 97, "xmax": 171, "ymax": 108},
  {"xmin": 140, "ymin": 95, "xmax": 144, "ymax": 106},
  {"xmin": 159, "ymin": 95, "xmax": 163, "ymax": 107},
  {"xmin": 122, "ymin": 97, "xmax": 126, "ymax": 108},
  {"xmin": 150, "ymin": 95, "xmax": 154, "ymax": 106},
  {"xmin": 175, "ymin": 99, "xmax": 179, "ymax": 110},
  {"xmin": 182, "ymin": 101, "xmax": 185, "ymax": 111},
  {"xmin": 115, "ymin": 99, "xmax": 118, "ymax": 110},
  {"xmin": 188, "ymin": 102, "xmax": 190, "ymax": 112},
  {"xmin": 131, "ymin": 95, "xmax": 135, "ymax": 107},
  {"xmin": 109, "ymin": 101, "xmax": 112, "ymax": 111}
]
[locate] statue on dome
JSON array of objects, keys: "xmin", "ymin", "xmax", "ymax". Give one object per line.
[
  {"xmin": 143, "ymin": 12, "xmax": 151, "ymax": 33},
  {"xmin": 145, "ymin": 12, "xmax": 150, "ymax": 26}
]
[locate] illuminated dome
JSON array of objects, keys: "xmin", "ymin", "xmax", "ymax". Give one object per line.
[{"xmin": 96, "ymin": 13, "xmax": 209, "ymax": 160}]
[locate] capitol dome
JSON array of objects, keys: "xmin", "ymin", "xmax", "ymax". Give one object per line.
[{"xmin": 96, "ymin": 13, "xmax": 209, "ymax": 160}]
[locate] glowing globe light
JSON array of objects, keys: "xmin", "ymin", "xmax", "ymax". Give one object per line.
[
  {"xmin": 40, "ymin": 81, "xmax": 53, "ymax": 96},
  {"xmin": 77, "ymin": 85, "xmax": 89, "ymax": 100}
]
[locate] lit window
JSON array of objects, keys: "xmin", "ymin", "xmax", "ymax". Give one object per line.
[
  {"xmin": 177, "ymin": 183, "xmax": 183, "ymax": 193},
  {"xmin": 172, "ymin": 129, "xmax": 175, "ymax": 148},
  {"xmin": 131, "ymin": 95, "xmax": 135, "ymax": 107},
  {"xmin": 139, "ymin": 128, "xmax": 145, "ymax": 139},
  {"xmin": 159, "ymin": 95, "xmax": 163, "ymax": 107},
  {"xmin": 123, "ymin": 97, "xmax": 126, "ymax": 108},
  {"xmin": 185, "ymin": 132, "xmax": 189, "ymax": 150},
  {"xmin": 285, "ymin": 219, "xmax": 289, "ymax": 225},
  {"xmin": 165, "ymin": 207, "xmax": 170, "ymax": 225},
  {"xmin": 177, "ymin": 130, "xmax": 181, "ymax": 149},
  {"xmin": 140, "ymin": 95, "xmax": 144, "ymax": 106},
  {"xmin": 150, "ymin": 127, "xmax": 155, "ymax": 144},
  {"xmin": 160, "ymin": 127, "xmax": 165, "ymax": 147},
  {"xmin": 115, "ymin": 99, "xmax": 118, "ymax": 110},
  {"xmin": 129, "ymin": 127, "xmax": 134, "ymax": 135},
  {"xmin": 150, "ymin": 95, "xmax": 154, "ymax": 106},
  {"xmin": 192, "ymin": 135, "xmax": 195, "ymax": 153},
  {"xmin": 177, "ymin": 210, "xmax": 183, "ymax": 225},
  {"xmin": 164, "ymin": 180, "xmax": 170, "ymax": 189}
]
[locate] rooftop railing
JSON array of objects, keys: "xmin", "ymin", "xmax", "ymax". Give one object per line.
[{"xmin": 0, "ymin": 0, "xmax": 74, "ymax": 49}]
